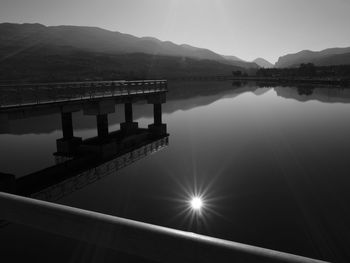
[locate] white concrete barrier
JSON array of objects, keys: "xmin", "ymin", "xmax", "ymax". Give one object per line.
[{"xmin": 0, "ymin": 192, "xmax": 330, "ymax": 263}]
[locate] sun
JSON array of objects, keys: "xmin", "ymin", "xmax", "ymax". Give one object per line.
[{"xmin": 190, "ymin": 196, "xmax": 203, "ymax": 211}]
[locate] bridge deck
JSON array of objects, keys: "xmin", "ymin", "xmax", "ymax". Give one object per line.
[{"xmin": 0, "ymin": 80, "xmax": 167, "ymax": 110}]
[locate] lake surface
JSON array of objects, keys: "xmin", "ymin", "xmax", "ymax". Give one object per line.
[{"xmin": 1, "ymin": 81, "xmax": 350, "ymax": 262}]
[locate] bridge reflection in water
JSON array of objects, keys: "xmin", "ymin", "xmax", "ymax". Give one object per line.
[{"xmin": 26, "ymin": 135, "xmax": 168, "ymax": 202}]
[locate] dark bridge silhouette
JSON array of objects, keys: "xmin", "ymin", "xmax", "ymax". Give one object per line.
[
  {"xmin": 0, "ymin": 80, "xmax": 169, "ymax": 199},
  {"xmin": 0, "ymin": 80, "xmax": 168, "ymax": 136},
  {"xmin": 0, "ymin": 80, "xmax": 167, "ymax": 109}
]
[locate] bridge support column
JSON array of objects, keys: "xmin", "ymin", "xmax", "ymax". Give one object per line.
[
  {"xmin": 83, "ymin": 99, "xmax": 115, "ymax": 139},
  {"xmin": 78, "ymin": 113, "xmax": 114, "ymax": 158},
  {"xmin": 97, "ymin": 114, "xmax": 109, "ymax": 138},
  {"xmin": 153, "ymin": 103, "xmax": 162, "ymax": 125},
  {"xmin": 56, "ymin": 111, "xmax": 82, "ymax": 155},
  {"xmin": 147, "ymin": 94, "xmax": 167, "ymax": 136},
  {"xmin": 121, "ymin": 103, "xmax": 138, "ymax": 134},
  {"xmin": 61, "ymin": 112, "xmax": 73, "ymax": 139}
]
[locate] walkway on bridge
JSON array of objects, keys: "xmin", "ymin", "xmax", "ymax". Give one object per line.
[{"xmin": 0, "ymin": 80, "xmax": 167, "ymax": 109}]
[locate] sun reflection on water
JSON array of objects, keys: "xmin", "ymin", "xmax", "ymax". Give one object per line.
[{"xmin": 190, "ymin": 196, "xmax": 203, "ymax": 211}]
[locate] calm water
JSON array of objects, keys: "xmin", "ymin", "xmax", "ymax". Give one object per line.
[{"xmin": 1, "ymin": 81, "xmax": 350, "ymax": 262}]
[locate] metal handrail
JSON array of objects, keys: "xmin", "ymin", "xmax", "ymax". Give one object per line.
[
  {"xmin": 0, "ymin": 192, "xmax": 329, "ymax": 263},
  {"xmin": 0, "ymin": 80, "xmax": 168, "ymax": 88},
  {"xmin": 0, "ymin": 80, "xmax": 168, "ymax": 109}
]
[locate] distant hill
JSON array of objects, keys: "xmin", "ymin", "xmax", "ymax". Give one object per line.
[
  {"xmin": 301, "ymin": 52, "xmax": 350, "ymax": 67},
  {"xmin": 275, "ymin": 47, "xmax": 350, "ymax": 68},
  {"xmin": 253, "ymin": 58, "xmax": 274, "ymax": 68},
  {"xmin": 222, "ymin": 55, "xmax": 244, "ymax": 62},
  {"xmin": 0, "ymin": 23, "xmax": 257, "ymax": 70},
  {"xmin": 0, "ymin": 45, "xmax": 252, "ymax": 82}
]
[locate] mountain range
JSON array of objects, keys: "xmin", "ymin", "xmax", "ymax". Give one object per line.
[
  {"xmin": 275, "ymin": 47, "xmax": 350, "ymax": 68},
  {"xmin": 0, "ymin": 23, "xmax": 261, "ymax": 82},
  {"xmin": 0, "ymin": 23, "xmax": 257, "ymax": 68},
  {"xmin": 1, "ymin": 22, "xmax": 350, "ymax": 83}
]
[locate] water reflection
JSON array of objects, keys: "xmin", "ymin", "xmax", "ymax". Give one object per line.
[
  {"xmin": 0, "ymin": 100, "xmax": 169, "ymax": 202},
  {"xmin": 166, "ymin": 172, "xmax": 226, "ymax": 235},
  {"xmin": 1, "ymin": 81, "xmax": 350, "ymax": 262},
  {"xmin": 190, "ymin": 196, "xmax": 203, "ymax": 211},
  {"xmin": 274, "ymin": 85, "xmax": 350, "ymax": 103}
]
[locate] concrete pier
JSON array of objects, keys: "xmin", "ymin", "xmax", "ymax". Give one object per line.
[
  {"xmin": 83, "ymin": 99, "xmax": 115, "ymax": 139},
  {"xmin": 96, "ymin": 114, "xmax": 109, "ymax": 138},
  {"xmin": 148, "ymin": 93, "xmax": 167, "ymax": 135},
  {"xmin": 125, "ymin": 102, "xmax": 133, "ymax": 123},
  {"xmin": 61, "ymin": 112, "xmax": 73, "ymax": 139},
  {"xmin": 154, "ymin": 103, "xmax": 162, "ymax": 125},
  {"xmin": 120, "ymin": 102, "xmax": 139, "ymax": 134},
  {"xmin": 56, "ymin": 111, "xmax": 82, "ymax": 155}
]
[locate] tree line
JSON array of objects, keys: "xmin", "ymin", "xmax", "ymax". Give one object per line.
[{"xmin": 255, "ymin": 63, "xmax": 350, "ymax": 79}]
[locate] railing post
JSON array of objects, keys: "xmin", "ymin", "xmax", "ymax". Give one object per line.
[
  {"xmin": 52, "ymin": 86, "xmax": 57, "ymax": 102},
  {"xmin": 119, "ymin": 84, "xmax": 123, "ymax": 95},
  {"xmin": 111, "ymin": 83, "xmax": 115, "ymax": 96},
  {"xmin": 17, "ymin": 86, "xmax": 21, "ymax": 106},
  {"xmin": 35, "ymin": 86, "xmax": 39, "ymax": 104}
]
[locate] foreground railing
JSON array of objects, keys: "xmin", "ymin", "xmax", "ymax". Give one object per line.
[
  {"xmin": 0, "ymin": 80, "xmax": 167, "ymax": 108},
  {"xmin": 0, "ymin": 192, "xmax": 329, "ymax": 263}
]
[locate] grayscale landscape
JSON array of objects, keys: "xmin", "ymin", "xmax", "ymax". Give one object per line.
[{"xmin": 0, "ymin": 1, "xmax": 349, "ymax": 263}]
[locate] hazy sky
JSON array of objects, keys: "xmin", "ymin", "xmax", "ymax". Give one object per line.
[{"xmin": 1, "ymin": 0, "xmax": 350, "ymax": 63}]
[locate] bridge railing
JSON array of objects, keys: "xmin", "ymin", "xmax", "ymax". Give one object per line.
[
  {"xmin": 0, "ymin": 191, "xmax": 329, "ymax": 263},
  {"xmin": 0, "ymin": 80, "xmax": 167, "ymax": 109}
]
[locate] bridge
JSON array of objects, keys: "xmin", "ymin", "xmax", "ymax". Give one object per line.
[
  {"xmin": 0, "ymin": 79, "xmax": 169, "ymax": 199},
  {"xmin": 0, "ymin": 80, "xmax": 167, "ymax": 109},
  {"xmin": 0, "ymin": 79, "xmax": 168, "ymax": 142}
]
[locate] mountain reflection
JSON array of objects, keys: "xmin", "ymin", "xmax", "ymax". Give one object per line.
[{"xmin": 274, "ymin": 86, "xmax": 350, "ymax": 103}]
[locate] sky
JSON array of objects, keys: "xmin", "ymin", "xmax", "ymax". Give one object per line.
[{"xmin": 1, "ymin": 0, "xmax": 350, "ymax": 63}]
